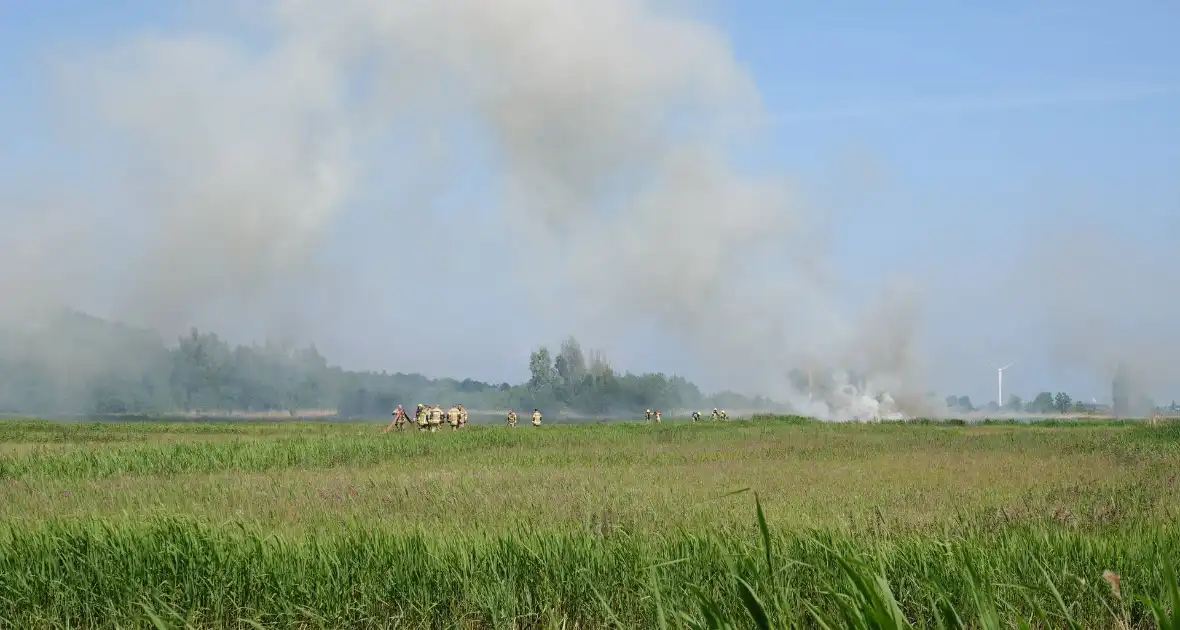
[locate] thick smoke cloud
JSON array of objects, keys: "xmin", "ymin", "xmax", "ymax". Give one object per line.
[
  {"xmin": 58, "ymin": 26, "xmax": 357, "ymax": 329},
  {"xmin": 26, "ymin": 0, "xmax": 935, "ymax": 418}
]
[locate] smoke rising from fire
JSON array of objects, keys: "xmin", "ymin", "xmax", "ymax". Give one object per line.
[{"xmin": 12, "ymin": 0, "xmax": 949, "ymax": 417}]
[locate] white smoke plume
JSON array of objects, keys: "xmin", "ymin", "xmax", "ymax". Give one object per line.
[
  {"xmin": 789, "ymin": 371, "xmax": 906, "ymax": 423},
  {"xmin": 23, "ymin": 0, "xmax": 935, "ymax": 419}
]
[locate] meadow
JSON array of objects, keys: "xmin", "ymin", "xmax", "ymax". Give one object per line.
[{"xmin": 0, "ymin": 416, "xmax": 1178, "ymax": 628}]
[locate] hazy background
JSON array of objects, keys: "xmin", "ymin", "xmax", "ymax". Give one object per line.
[{"xmin": 1, "ymin": 0, "xmax": 1177, "ymax": 411}]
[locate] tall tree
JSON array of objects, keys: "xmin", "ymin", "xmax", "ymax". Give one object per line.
[
  {"xmin": 528, "ymin": 346, "xmax": 554, "ymax": 392},
  {"xmin": 556, "ymin": 336, "xmax": 586, "ymax": 386},
  {"xmin": 587, "ymin": 349, "xmax": 612, "ymax": 378}
]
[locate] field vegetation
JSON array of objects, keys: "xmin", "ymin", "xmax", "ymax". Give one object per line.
[{"xmin": 1, "ymin": 416, "xmax": 1178, "ymax": 628}]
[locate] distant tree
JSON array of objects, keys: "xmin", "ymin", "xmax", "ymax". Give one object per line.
[
  {"xmin": 1027, "ymin": 392, "xmax": 1055, "ymax": 413},
  {"xmin": 90, "ymin": 385, "xmax": 129, "ymax": 414},
  {"xmin": 1006, "ymin": 394, "xmax": 1022, "ymax": 411},
  {"xmin": 0, "ymin": 314, "xmax": 768, "ymax": 417},
  {"xmin": 587, "ymin": 349, "xmax": 612, "ymax": 377},
  {"xmin": 1054, "ymin": 392, "xmax": 1072, "ymax": 414},
  {"xmin": 956, "ymin": 395, "xmax": 973, "ymax": 411},
  {"xmin": 528, "ymin": 347, "xmax": 554, "ymax": 391},
  {"xmin": 556, "ymin": 337, "xmax": 586, "ymax": 385},
  {"xmin": 945, "ymin": 395, "xmax": 958, "ymax": 409}
]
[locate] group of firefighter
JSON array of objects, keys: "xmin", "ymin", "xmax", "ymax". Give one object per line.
[
  {"xmin": 384, "ymin": 404, "xmax": 542, "ymax": 431},
  {"xmin": 648, "ymin": 408, "xmax": 728, "ymax": 422},
  {"xmin": 383, "ymin": 403, "xmax": 469, "ymax": 432},
  {"xmin": 385, "ymin": 404, "xmax": 727, "ymax": 431}
]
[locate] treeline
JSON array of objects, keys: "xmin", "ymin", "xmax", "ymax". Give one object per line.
[
  {"xmin": 944, "ymin": 392, "xmax": 1085, "ymax": 414},
  {"xmin": 0, "ymin": 310, "xmax": 766, "ymax": 417},
  {"xmin": 517, "ymin": 338, "xmax": 772, "ymax": 416},
  {"xmin": 943, "ymin": 391, "xmax": 1172, "ymax": 416}
]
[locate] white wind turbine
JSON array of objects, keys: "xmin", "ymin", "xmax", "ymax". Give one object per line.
[{"xmin": 997, "ymin": 361, "xmax": 1017, "ymax": 410}]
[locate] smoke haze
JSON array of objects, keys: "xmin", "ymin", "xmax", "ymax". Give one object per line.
[
  {"xmin": 2, "ymin": 1, "xmax": 1176, "ymax": 417},
  {"xmin": 1015, "ymin": 219, "xmax": 1180, "ymax": 404}
]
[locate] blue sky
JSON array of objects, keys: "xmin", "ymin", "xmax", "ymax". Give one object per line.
[{"xmin": 2, "ymin": 1, "xmax": 1178, "ymax": 407}]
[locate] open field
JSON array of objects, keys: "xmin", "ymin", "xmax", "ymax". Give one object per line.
[{"xmin": 1, "ymin": 416, "xmax": 1178, "ymax": 628}]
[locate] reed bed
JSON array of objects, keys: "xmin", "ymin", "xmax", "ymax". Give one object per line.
[{"xmin": 1, "ymin": 416, "xmax": 1177, "ymax": 628}]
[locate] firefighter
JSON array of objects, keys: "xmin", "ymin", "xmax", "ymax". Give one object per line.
[
  {"xmin": 384, "ymin": 405, "xmax": 408, "ymax": 432},
  {"xmin": 531, "ymin": 408, "xmax": 542, "ymax": 426},
  {"xmin": 691, "ymin": 411, "xmax": 701, "ymax": 422},
  {"xmin": 506, "ymin": 409, "xmax": 517, "ymax": 427},
  {"xmin": 447, "ymin": 405, "xmax": 461, "ymax": 430}
]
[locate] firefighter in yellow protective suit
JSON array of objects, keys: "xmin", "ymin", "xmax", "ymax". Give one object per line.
[
  {"xmin": 447, "ymin": 405, "xmax": 461, "ymax": 430},
  {"xmin": 416, "ymin": 404, "xmax": 429, "ymax": 430},
  {"xmin": 429, "ymin": 405, "xmax": 444, "ymax": 432},
  {"xmin": 457, "ymin": 404, "xmax": 468, "ymax": 428},
  {"xmin": 384, "ymin": 405, "xmax": 407, "ymax": 432},
  {"xmin": 691, "ymin": 411, "xmax": 701, "ymax": 422},
  {"xmin": 644, "ymin": 409, "xmax": 652, "ymax": 422},
  {"xmin": 653, "ymin": 410, "xmax": 661, "ymax": 423},
  {"xmin": 506, "ymin": 409, "xmax": 517, "ymax": 427},
  {"xmin": 531, "ymin": 409, "xmax": 542, "ymax": 426},
  {"xmin": 711, "ymin": 408, "xmax": 720, "ymax": 421}
]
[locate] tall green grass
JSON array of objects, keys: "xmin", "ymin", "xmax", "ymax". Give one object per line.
[
  {"xmin": 2, "ymin": 418, "xmax": 1177, "ymax": 482},
  {"xmin": 3, "ymin": 417, "xmax": 1179, "ymax": 627},
  {"xmin": 1, "ymin": 497, "xmax": 1177, "ymax": 628}
]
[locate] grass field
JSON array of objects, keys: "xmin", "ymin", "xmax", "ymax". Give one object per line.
[{"xmin": 1, "ymin": 416, "xmax": 1178, "ymax": 628}]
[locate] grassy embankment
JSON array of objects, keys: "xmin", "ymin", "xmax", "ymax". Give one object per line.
[{"xmin": 1, "ymin": 416, "xmax": 1178, "ymax": 628}]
